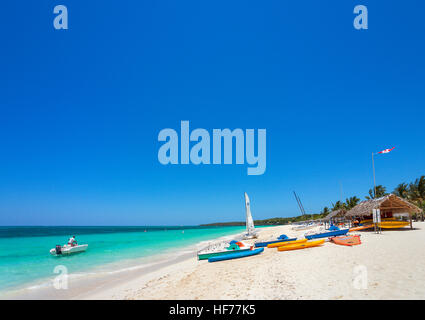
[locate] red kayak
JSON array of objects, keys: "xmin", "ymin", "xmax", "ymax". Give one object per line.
[{"xmin": 331, "ymin": 235, "xmax": 361, "ymax": 246}]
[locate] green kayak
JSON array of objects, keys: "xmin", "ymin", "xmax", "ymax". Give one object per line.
[{"xmin": 198, "ymin": 248, "xmax": 251, "ymax": 260}]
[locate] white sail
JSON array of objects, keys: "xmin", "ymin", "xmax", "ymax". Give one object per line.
[{"xmin": 244, "ymin": 192, "xmax": 256, "ymax": 237}]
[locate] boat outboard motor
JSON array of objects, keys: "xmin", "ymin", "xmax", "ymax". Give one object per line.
[{"xmin": 55, "ymin": 245, "xmax": 62, "ymax": 255}]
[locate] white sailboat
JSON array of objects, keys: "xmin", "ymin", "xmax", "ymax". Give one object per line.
[{"xmin": 242, "ymin": 192, "xmax": 258, "ymax": 240}]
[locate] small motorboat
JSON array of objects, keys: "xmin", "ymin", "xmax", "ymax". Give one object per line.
[
  {"xmin": 50, "ymin": 244, "xmax": 88, "ymax": 256},
  {"xmin": 208, "ymin": 247, "xmax": 264, "ymax": 262}
]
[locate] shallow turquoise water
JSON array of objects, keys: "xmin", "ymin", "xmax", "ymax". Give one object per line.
[{"xmin": 0, "ymin": 226, "xmax": 247, "ymax": 292}]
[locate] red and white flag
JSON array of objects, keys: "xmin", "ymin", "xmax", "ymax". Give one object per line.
[{"xmin": 377, "ymin": 147, "xmax": 395, "ymax": 154}]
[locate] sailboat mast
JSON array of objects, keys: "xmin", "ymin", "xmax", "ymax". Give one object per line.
[
  {"xmin": 293, "ymin": 191, "xmax": 305, "ymax": 216},
  {"xmin": 298, "ymin": 195, "xmax": 306, "ymax": 216}
]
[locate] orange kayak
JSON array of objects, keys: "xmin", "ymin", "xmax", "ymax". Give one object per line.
[
  {"xmin": 331, "ymin": 235, "xmax": 361, "ymax": 246},
  {"xmin": 349, "ymin": 224, "xmax": 373, "ymax": 232},
  {"xmin": 267, "ymin": 238, "xmax": 307, "ymax": 248},
  {"xmin": 277, "ymin": 239, "xmax": 325, "ymax": 251}
]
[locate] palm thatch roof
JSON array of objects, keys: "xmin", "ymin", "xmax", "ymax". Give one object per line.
[
  {"xmin": 345, "ymin": 194, "xmax": 422, "ymax": 217},
  {"xmin": 324, "ymin": 209, "xmax": 346, "ymax": 221}
]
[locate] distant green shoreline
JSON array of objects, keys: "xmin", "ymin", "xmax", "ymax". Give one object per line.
[{"xmin": 200, "ymin": 214, "xmax": 327, "ymax": 227}]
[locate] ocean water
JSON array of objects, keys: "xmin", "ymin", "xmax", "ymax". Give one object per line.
[{"xmin": 0, "ymin": 226, "xmax": 247, "ymax": 294}]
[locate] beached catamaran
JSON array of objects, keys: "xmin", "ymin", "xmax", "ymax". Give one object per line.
[
  {"xmin": 242, "ymin": 192, "xmax": 258, "ymax": 240},
  {"xmin": 197, "ymin": 193, "xmax": 259, "ymax": 260},
  {"xmin": 197, "ymin": 241, "xmax": 251, "ymax": 260}
]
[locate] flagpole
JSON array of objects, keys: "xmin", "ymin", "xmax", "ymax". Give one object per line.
[{"xmin": 372, "ymin": 152, "xmax": 376, "ymax": 199}]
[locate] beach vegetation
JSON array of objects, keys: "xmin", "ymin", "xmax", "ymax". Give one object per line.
[
  {"xmin": 345, "ymin": 196, "xmax": 361, "ymax": 209},
  {"xmin": 202, "ymin": 175, "xmax": 424, "ymax": 226},
  {"xmin": 393, "ymin": 175, "xmax": 425, "ymax": 219},
  {"xmin": 321, "ymin": 207, "xmax": 330, "ymax": 215},
  {"xmin": 365, "ymin": 185, "xmax": 388, "ymax": 199}
]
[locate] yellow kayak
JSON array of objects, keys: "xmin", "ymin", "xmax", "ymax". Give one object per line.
[
  {"xmin": 277, "ymin": 239, "xmax": 325, "ymax": 251},
  {"xmin": 360, "ymin": 220, "xmax": 410, "ymax": 229},
  {"xmin": 267, "ymin": 238, "xmax": 307, "ymax": 248},
  {"xmin": 378, "ymin": 221, "xmax": 410, "ymax": 229},
  {"xmin": 361, "ymin": 217, "xmax": 395, "ymax": 224}
]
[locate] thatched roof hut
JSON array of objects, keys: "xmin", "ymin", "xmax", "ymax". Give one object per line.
[
  {"xmin": 324, "ymin": 209, "xmax": 346, "ymax": 221},
  {"xmin": 345, "ymin": 194, "xmax": 422, "ymax": 219}
]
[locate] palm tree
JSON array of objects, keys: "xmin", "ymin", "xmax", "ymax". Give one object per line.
[
  {"xmin": 394, "ymin": 183, "xmax": 409, "ymax": 199},
  {"xmin": 408, "ymin": 176, "xmax": 425, "ymax": 214},
  {"xmin": 321, "ymin": 206, "xmax": 330, "ymax": 216},
  {"xmin": 331, "ymin": 201, "xmax": 346, "ymax": 211},
  {"xmin": 413, "ymin": 176, "xmax": 425, "ymax": 200},
  {"xmin": 419, "ymin": 176, "xmax": 425, "ymax": 198},
  {"xmin": 365, "ymin": 185, "xmax": 387, "ymax": 199},
  {"xmin": 345, "ymin": 196, "xmax": 360, "ymax": 209}
]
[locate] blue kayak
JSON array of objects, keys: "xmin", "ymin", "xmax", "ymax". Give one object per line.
[
  {"xmin": 208, "ymin": 248, "xmax": 264, "ymax": 262},
  {"xmin": 305, "ymin": 229, "xmax": 349, "ymax": 240},
  {"xmin": 254, "ymin": 238, "xmax": 297, "ymax": 247}
]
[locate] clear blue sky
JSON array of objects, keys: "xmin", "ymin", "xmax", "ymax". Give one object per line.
[{"xmin": 0, "ymin": 1, "xmax": 424, "ymax": 225}]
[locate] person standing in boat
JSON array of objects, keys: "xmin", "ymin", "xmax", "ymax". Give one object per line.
[{"xmin": 68, "ymin": 235, "xmax": 77, "ymax": 247}]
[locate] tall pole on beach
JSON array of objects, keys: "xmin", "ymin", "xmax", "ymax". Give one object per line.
[
  {"xmin": 372, "ymin": 152, "xmax": 376, "ymax": 199},
  {"xmin": 371, "ymin": 147, "xmax": 395, "ymax": 199}
]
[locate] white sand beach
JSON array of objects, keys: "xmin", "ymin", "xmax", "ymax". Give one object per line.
[{"xmin": 83, "ymin": 222, "xmax": 425, "ymax": 300}]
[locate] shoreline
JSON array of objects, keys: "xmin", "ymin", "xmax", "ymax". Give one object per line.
[
  {"xmin": 88, "ymin": 223, "xmax": 425, "ymax": 300},
  {"xmin": 4, "ymin": 223, "xmax": 425, "ymax": 300},
  {"xmin": 2, "ymin": 227, "xmax": 250, "ymax": 300}
]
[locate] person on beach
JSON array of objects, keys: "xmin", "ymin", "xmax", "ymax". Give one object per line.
[{"xmin": 68, "ymin": 235, "xmax": 77, "ymax": 247}]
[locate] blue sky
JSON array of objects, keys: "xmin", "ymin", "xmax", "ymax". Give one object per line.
[{"xmin": 0, "ymin": 1, "xmax": 424, "ymax": 225}]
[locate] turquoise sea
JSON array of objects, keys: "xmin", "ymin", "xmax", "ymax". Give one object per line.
[{"xmin": 0, "ymin": 226, "xmax": 247, "ymax": 294}]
